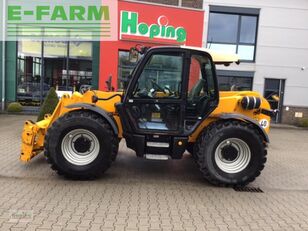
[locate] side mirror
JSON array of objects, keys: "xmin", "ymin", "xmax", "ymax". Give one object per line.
[
  {"xmin": 129, "ymin": 48, "xmax": 139, "ymax": 63},
  {"xmin": 129, "ymin": 45, "xmax": 150, "ymax": 62}
]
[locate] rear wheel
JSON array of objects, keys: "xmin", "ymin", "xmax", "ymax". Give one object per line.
[
  {"xmin": 44, "ymin": 110, "xmax": 118, "ymax": 179},
  {"xmin": 195, "ymin": 120, "xmax": 267, "ymax": 186}
]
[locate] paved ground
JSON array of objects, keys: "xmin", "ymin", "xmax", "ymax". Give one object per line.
[{"xmin": 0, "ymin": 114, "xmax": 308, "ymax": 231}]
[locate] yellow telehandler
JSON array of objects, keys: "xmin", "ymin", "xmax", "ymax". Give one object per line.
[{"xmin": 20, "ymin": 46, "xmax": 275, "ymax": 186}]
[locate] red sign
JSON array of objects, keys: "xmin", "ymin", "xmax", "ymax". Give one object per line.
[
  {"xmin": 118, "ymin": 1, "xmax": 204, "ymax": 45},
  {"xmin": 99, "ymin": 0, "xmax": 205, "ymax": 90}
]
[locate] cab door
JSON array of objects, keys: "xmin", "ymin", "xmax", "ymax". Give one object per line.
[
  {"xmin": 116, "ymin": 48, "xmax": 189, "ymax": 158},
  {"xmin": 184, "ymin": 51, "xmax": 219, "ymax": 133},
  {"xmin": 123, "ymin": 49, "xmax": 188, "ymax": 135}
]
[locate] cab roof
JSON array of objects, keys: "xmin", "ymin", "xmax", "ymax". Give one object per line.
[{"xmin": 181, "ymin": 45, "xmax": 240, "ymax": 65}]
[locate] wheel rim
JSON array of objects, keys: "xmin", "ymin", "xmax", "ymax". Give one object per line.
[
  {"xmin": 61, "ymin": 129, "xmax": 100, "ymax": 166},
  {"xmin": 214, "ymin": 138, "xmax": 251, "ymax": 174}
]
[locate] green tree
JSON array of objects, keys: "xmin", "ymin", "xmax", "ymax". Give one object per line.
[{"xmin": 37, "ymin": 87, "xmax": 59, "ymax": 121}]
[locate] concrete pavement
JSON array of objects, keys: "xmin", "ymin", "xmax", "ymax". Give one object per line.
[{"xmin": 0, "ymin": 114, "xmax": 308, "ymax": 230}]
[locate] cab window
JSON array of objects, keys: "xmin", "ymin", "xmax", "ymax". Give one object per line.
[
  {"xmin": 187, "ymin": 54, "xmax": 216, "ymax": 103},
  {"xmin": 185, "ymin": 54, "xmax": 217, "ymax": 130},
  {"xmin": 133, "ymin": 53, "xmax": 183, "ymax": 99}
]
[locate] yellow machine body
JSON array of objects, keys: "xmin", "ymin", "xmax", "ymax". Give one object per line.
[{"xmin": 20, "ymin": 90, "xmax": 271, "ymax": 162}]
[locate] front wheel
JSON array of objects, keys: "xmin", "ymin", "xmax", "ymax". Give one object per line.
[
  {"xmin": 195, "ymin": 120, "xmax": 267, "ymax": 186},
  {"xmin": 44, "ymin": 111, "xmax": 118, "ymax": 179}
]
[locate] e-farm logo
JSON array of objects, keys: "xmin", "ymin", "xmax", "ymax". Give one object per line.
[
  {"xmin": 4, "ymin": 0, "xmax": 118, "ymax": 41},
  {"xmin": 8, "ymin": 5, "xmax": 110, "ymax": 21},
  {"xmin": 120, "ymin": 11, "xmax": 187, "ymax": 43}
]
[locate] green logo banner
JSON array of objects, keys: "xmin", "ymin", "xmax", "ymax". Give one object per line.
[
  {"xmin": 120, "ymin": 11, "xmax": 187, "ymax": 43},
  {"xmin": 0, "ymin": 0, "xmax": 118, "ymax": 41}
]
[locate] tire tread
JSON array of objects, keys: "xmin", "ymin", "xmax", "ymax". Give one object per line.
[
  {"xmin": 44, "ymin": 110, "xmax": 118, "ymax": 180},
  {"xmin": 194, "ymin": 120, "xmax": 267, "ymax": 187}
]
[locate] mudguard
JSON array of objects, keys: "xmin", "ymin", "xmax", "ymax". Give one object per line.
[
  {"xmin": 65, "ymin": 103, "xmax": 118, "ymax": 136},
  {"xmin": 218, "ymin": 113, "xmax": 270, "ymax": 143}
]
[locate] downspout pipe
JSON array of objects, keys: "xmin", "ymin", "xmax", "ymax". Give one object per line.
[{"xmin": 1, "ymin": 0, "xmax": 6, "ymax": 111}]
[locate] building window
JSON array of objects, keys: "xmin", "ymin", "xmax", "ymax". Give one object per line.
[
  {"xmin": 216, "ymin": 70, "xmax": 254, "ymax": 91},
  {"xmin": 17, "ymin": 41, "xmax": 93, "ymax": 106},
  {"xmin": 207, "ymin": 6, "xmax": 259, "ymax": 62}
]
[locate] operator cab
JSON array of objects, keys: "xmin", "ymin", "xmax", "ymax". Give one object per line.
[{"xmin": 116, "ymin": 46, "xmax": 227, "ymax": 159}]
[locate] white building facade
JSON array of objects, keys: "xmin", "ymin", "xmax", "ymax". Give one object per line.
[{"xmin": 202, "ymin": 0, "xmax": 308, "ymax": 124}]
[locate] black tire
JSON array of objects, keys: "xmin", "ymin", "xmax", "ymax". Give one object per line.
[
  {"xmin": 186, "ymin": 142, "xmax": 199, "ymax": 163},
  {"xmin": 44, "ymin": 110, "xmax": 119, "ymax": 179},
  {"xmin": 110, "ymin": 138, "xmax": 120, "ymax": 161},
  {"xmin": 195, "ymin": 120, "xmax": 267, "ymax": 187},
  {"xmin": 186, "ymin": 143, "xmax": 194, "ymax": 155}
]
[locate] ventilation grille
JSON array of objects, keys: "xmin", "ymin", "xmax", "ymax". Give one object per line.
[{"xmin": 233, "ymin": 186, "xmax": 264, "ymax": 193}]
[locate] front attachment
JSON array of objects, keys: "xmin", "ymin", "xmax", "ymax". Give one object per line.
[{"xmin": 20, "ymin": 117, "xmax": 50, "ymax": 162}]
